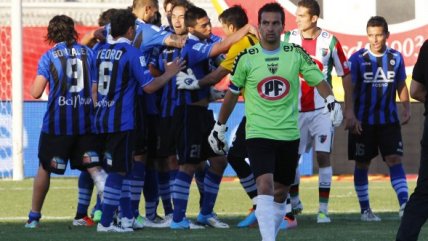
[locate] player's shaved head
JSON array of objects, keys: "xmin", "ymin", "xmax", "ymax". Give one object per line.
[
  {"xmin": 46, "ymin": 15, "xmax": 78, "ymax": 46},
  {"xmin": 132, "ymin": 0, "xmax": 158, "ymax": 9}
]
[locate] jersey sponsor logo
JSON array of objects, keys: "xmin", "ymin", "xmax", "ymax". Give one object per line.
[
  {"xmin": 319, "ymin": 135, "xmax": 327, "ymax": 143},
  {"xmin": 248, "ymin": 48, "xmax": 259, "ymax": 55},
  {"xmin": 139, "ymin": 56, "xmax": 146, "ymax": 67},
  {"xmin": 363, "ymin": 67, "xmax": 395, "ymax": 85},
  {"xmin": 58, "ymin": 96, "xmax": 93, "ymax": 108},
  {"xmin": 265, "ymin": 57, "xmax": 279, "ymax": 62},
  {"xmin": 257, "ymin": 76, "xmax": 290, "ymax": 101},
  {"xmin": 267, "ymin": 63, "xmax": 278, "ymax": 74},
  {"xmin": 192, "ymin": 43, "xmax": 204, "ymax": 51}
]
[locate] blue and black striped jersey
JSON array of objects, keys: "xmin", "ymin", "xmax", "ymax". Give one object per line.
[
  {"xmin": 349, "ymin": 48, "xmax": 406, "ymax": 125},
  {"xmin": 93, "ymin": 38, "xmax": 153, "ymax": 133},
  {"xmin": 37, "ymin": 42, "xmax": 95, "ymax": 135},
  {"xmin": 176, "ymin": 34, "xmax": 220, "ymax": 106}
]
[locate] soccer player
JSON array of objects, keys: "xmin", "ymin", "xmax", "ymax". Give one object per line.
[
  {"xmin": 167, "ymin": 6, "xmax": 257, "ymax": 229},
  {"xmin": 76, "ymin": 7, "xmax": 118, "ymax": 225},
  {"xmin": 346, "ymin": 16, "xmax": 410, "ymax": 222},
  {"xmin": 396, "ymin": 40, "xmax": 428, "ymax": 241},
  {"xmin": 176, "ymin": 5, "xmax": 260, "ymax": 228},
  {"xmin": 208, "ymin": 3, "xmax": 342, "ymax": 240},
  {"xmin": 25, "ymin": 15, "xmax": 106, "ymax": 228},
  {"xmin": 93, "ymin": 9, "xmax": 186, "ymax": 232},
  {"xmin": 282, "ymin": 0, "xmax": 351, "ymax": 223}
]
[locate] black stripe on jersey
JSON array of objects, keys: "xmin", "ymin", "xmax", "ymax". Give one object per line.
[
  {"xmin": 290, "ymin": 43, "xmax": 316, "ymax": 66},
  {"xmin": 164, "ymin": 47, "xmax": 175, "ymax": 117},
  {"xmin": 102, "ymin": 44, "xmax": 117, "ymax": 132},
  {"xmin": 134, "ymin": 32, "xmax": 143, "ymax": 50},
  {"xmin": 178, "ymin": 49, "xmax": 188, "ymax": 105},
  {"xmin": 68, "ymin": 47, "xmax": 79, "ymax": 134},
  {"xmin": 58, "ymin": 54, "xmax": 68, "ymax": 134},
  {"xmin": 114, "ymin": 54, "xmax": 129, "ymax": 132},
  {"xmin": 49, "ymin": 61, "xmax": 60, "ymax": 133},
  {"xmin": 361, "ymin": 53, "xmax": 372, "ymax": 123},
  {"xmin": 247, "ymin": 35, "xmax": 256, "ymax": 46},
  {"xmin": 384, "ymin": 52, "xmax": 396, "ymax": 123},
  {"xmin": 374, "ymin": 56, "xmax": 383, "ymax": 124},
  {"xmin": 80, "ymin": 48, "xmax": 92, "ymax": 133},
  {"xmin": 230, "ymin": 49, "xmax": 248, "ymax": 76}
]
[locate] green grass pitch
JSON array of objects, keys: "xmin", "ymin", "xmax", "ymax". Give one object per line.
[{"xmin": 1, "ymin": 177, "xmax": 427, "ymax": 241}]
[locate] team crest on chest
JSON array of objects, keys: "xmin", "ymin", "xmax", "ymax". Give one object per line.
[
  {"xmin": 267, "ymin": 63, "xmax": 278, "ymax": 74},
  {"xmin": 321, "ymin": 48, "xmax": 329, "ymax": 57},
  {"xmin": 257, "ymin": 76, "xmax": 290, "ymax": 100}
]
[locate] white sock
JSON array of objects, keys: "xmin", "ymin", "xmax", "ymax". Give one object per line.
[
  {"xmin": 319, "ymin": 166, "xmax": 332, "ymax": 213},
  {"xmin": 273, "ymin": 201, "xmax": 286, "ymax": 236},
  {"xmin": 285, "ymin": 194, "xmax": 292, "ymax": 213},
  {"xmin": 255, "ymin": 195, "xmax": 275, "ymax": 241},
  {"xmin": 252, "ymin": 196, "xmax": 257, "ymax": 206},
  {"xmin": 91, "ymin": 168, "xmax": 107, "ymax": 201}
]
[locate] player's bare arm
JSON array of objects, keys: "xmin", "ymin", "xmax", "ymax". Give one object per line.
[
  {"xmin": 342, "ymin": 73, "xmax": 358, "ymax": 130},
  {"xmin": 410, "ymin": 79, "xmax": 426, "ymax": 103},
  {"xmin": 143, "ymin": 58, "xmax": 186, "ymax": 94},
  {"xmin": 397, "ymin": 81, "xmax": 411, "ymax": 125},
  {"xmin": 30, "ymin": 75, "xmax": 48, "ymax": 99},
  {"xmin": 91, "ymin": 82, "xmax": 98, "ymax": 107},
  {"xmin": 210, "ymin": 24, "xmax": 257, "ymax": 57},
  {"xmin": 164, "ymin": 34, "xmax": 187, "ymax": 48}
]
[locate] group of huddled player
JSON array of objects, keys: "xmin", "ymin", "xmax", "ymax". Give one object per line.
[{"xmin": 24, "ymin": 0, "xmax": 412, "ymax": 240}]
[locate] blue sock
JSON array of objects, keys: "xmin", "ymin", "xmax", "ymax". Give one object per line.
[
  {"xmin": 389, "ymin": 163, "xmax": 409, "ymax": 206},
  {"xmin": 354, "ymin": 167, "xmax": 370, "ymax": 213},
  {"xmin": 172, "ymin": 171, "xmax": 192, "ymax": 222},
  {"xmin": 169, "ymin": 169, "xmax": 178, "ymax": 192},
  {"xmin": 76, "ymin": 171, "xmax": 94, "ymax": 218},
  {"xmin": 101, "ymin": 173, "xmax": 123, "ymax": 227},
  {"xmin": 195, "ymin": 165, "xmax": 207, "ymax": 209},
  {"xmin": 120, "ymin": 173, "xmax": 134, "ymax": 219},
  {"xmin": 28, "ymin": 211, "xmax": 41, "ymax": 222},
  {"xmin": 143, "ymin": 167, "xmax": 159, "ymax": 220},
  {"xmin": 130, "ymin": 162, "xmax": 145, "ymax": 217},
  {"xmin": 158, "ymin": 171, "xmax": 173, "ymax": 215},
  {"xmin": 201, "ymin": 170, "xmax": 222, "ymax": 215}
]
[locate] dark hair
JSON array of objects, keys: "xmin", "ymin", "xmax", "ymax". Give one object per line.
[
  {"xmin": 258, "ymin": 2, "xmax": 285, "ymax": 25},
  {"xmin": 110, "ymin": 9, "xmax": 137, "ymax": 38},
  {"xmin": 171, "ymin": 0, "xmax": 193, "ymax": 13},
  {"xmin": 152, "ymin": 11, "xmax": 162, "ymax": 26},
  {"xmin": 164, "ymin": 0, "xmax": 189, "ymax": 11},
  {"xmin": 218, "ymin": 5, "xmax": 248, "ymax": 29},
  {"xmin": 367, "ymin": 16, "xmax": 389, "ymax": 34},
  {"xmin": 98, "ymin": 8, "xmax": 118, "ymax": 26},
  {"xmin": 185, "ymin": 6, "xmax": 208, "ymax": 28},
  {"xmin": 46, "ymin": 15, "xmax": 78, "ymax": 46},
  {"xmin": 297, "ymin": 0, "xmax": 320, "ymax": 17}
]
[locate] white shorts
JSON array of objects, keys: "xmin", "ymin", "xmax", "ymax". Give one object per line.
[{"xmin": 298, "ymin": 109, "xmax": 334, "ymax": 154}]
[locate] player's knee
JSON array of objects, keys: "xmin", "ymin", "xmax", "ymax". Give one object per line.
[
  {"xmin": 385, "ymin": 155, "xmax": 402, "ymax": 167},
  {"xmin": 316, "ymin": 152, "xmax": 331, "ymax": 167},
  {"xmin": 46, "ymin": 157, "xmax": 67, "ymax": 174},
  {"xmin": 82, "ymin": 151, "xmax": 101, "ymax": 168}
]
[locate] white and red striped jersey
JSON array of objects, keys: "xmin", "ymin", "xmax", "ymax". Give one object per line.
[{"xmin": 283, "ymin": 29, "xmax": 350, "ymax": 112}]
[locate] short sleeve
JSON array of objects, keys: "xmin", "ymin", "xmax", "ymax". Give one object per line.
[{"xmin": 37, "ymin": 52, "xmax": 51, "ymax": 79}]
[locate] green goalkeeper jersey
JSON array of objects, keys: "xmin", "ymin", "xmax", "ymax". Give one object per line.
[{"xmin": 230, "ymin": 42, "xmax": 324, "ymax": 141}]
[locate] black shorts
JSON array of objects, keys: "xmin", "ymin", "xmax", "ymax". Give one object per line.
[
  {"xmin": 246, "ymin": 138, "xmax": 299, "ymax": 186},
  {"xmin": 157, "ymin": 116, "xmax": 176, "ymax": 158},
  {"xmin": 348, "ymin": 123, "xmax": 403, "ymax": 162},
  {"xmin": 101, "ymin": 131, "xmax": 135, "ymax": 173},
  {"xmin": 38, "ymin": 132, "xmax": 103, "ymax": 175},
  {"xmin": 228, "ymin": 116, "xmax": 247, "ymax": 159},
  {"xmin": 134, "ymin": 95, "xmax": 147, "ymax": 156},
  {"xmin": 145, "ymin": 114, "xmax": 160, "ymax": 159},
  {"xmin": 173, "ymin": 105, "xmax": 219, "ymax": 165}
]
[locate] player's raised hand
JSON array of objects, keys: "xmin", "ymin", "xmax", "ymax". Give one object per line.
[
  {"xmin": 208, "ymin": 122, "xmax": 229, "ymax": 155},
  {"xmin": 176, "ymin": 68, "xmax": 200, "ymax": 90},
  {"xmin": 163, "ymin": 58, "xmax": 186, "ymax": 77},
  {"xmin": 323, "ymin": 95, "xmax": 343, "ymax": 127}
]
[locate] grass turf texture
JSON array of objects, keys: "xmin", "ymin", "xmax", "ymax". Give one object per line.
[{"xmin": 1, "ymin": 177, "xmax": 427, "ymax": 241}]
